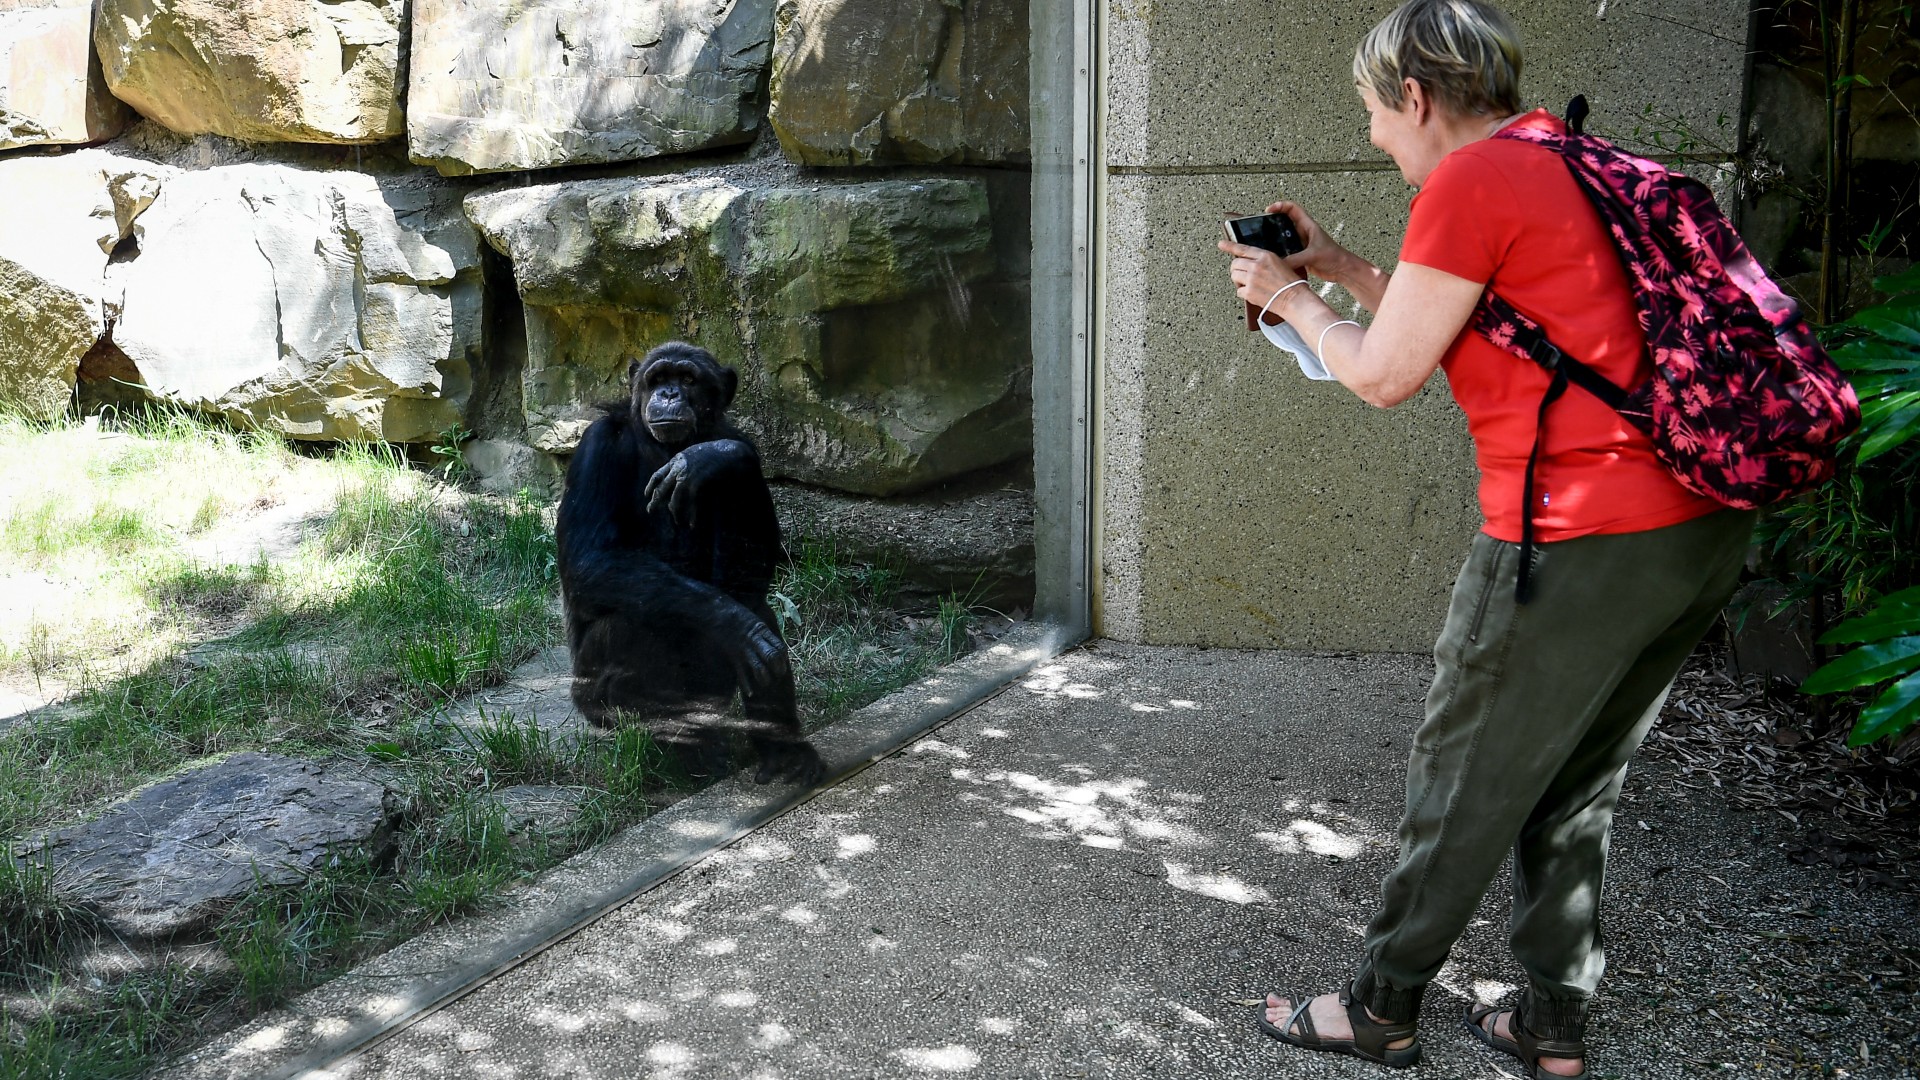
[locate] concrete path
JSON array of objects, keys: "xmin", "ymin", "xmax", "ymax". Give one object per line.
[{"xmin": 316, "ymin": 643, "xmax": 1914, "ymax": 1080}]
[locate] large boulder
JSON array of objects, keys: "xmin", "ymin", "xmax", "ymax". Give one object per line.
[
  {"xmin": 0, "ymin": 149, "xmax": 164, "ymax": 418},
  {"xmin": 0, "ymin": 0, "xmax": 132, "ymax": 150},
  {"xmin": 115, "ymin": 163, "xmax": 483, "ymax": 442},
  {"xmin": 468, "ymin": 174, "xmax": 1031, "ymax": 495},
  {"xmin": 93, "ymin": 0, "xmax": 404, "ymax": 144},
  {"xmin": 21, "ymin": 752, "xmax": 398, "ymax": 939},
  {"xmin": 408, "ymin": 0, "xmax": 775, "ymax": 176},
  {"xmin": 768, "ymin": 0, "xmax": 1030, "ymax": 167}
]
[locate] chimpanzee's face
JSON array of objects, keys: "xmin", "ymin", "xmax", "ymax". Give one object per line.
[{"xmin": 629, "ymin": 345, "xmax": 737, "ymax": 447}]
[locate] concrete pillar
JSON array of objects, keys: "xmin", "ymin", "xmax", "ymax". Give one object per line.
[{"xmin": 1095, "ymin": 0, "xmax": 1751, "ymax": 650}]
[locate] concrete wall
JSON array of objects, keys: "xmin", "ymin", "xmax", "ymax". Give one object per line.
[{"xmin": 1095, "ymin": 0, "xmax": 1752, "ymax": 650}]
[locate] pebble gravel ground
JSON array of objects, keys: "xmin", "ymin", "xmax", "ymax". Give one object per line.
[
  {"xmin": 331, "ymin": 643, "xmax": 1915, "ymax": 1080},
  {"xmin": 1603, "ymin": 654, "xmax": 1920, "ymax": 1078}
]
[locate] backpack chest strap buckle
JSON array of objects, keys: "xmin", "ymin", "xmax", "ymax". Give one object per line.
[{"xmin": 1526, "ymin": 338, "xmax": 1564, "ymax": 372}]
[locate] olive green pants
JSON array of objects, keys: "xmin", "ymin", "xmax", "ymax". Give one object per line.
[{"xmin": 1350, "ymin": 508, "xmax": 1757, "ymax": 1040}]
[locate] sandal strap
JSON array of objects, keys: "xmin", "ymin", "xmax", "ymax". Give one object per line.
[
  {"xmin": 1283, "ymin": 994, "xmax": 1318, "ymax": 1041},
  {"xmin": 1520, "ymin": 1035, "xmax": 1587, "ymax": 1058},
  {"xmin": 1512, "ymin": 1008, "xmax": 1588, "ymax": 1064},
  {"xmin": 1341, "ymin": 991, "xmax": 1418, "ymax": 1058}
]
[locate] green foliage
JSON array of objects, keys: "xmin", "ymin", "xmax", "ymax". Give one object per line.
[
  {"xmin": 771, "ymin": 536, "xmax": 973, "ymax": 722},
  {"xmin": 459, "ymin": 710, "xmax": 567, "ymax": 786},
  {"xmin": 400, "ymin": 798, "xmax": 518, "ymax": 925},
  {"xmin": 1788, "ymin": 269, "xmax": 1920, "ymax": 745},
  {"xmin": 0, "ymin": 499, "xmax": 155, "ymax": 562},
  {"xmin": 1805, "ymin": 586, "xmax": 1920, "ymax": 745},
  {"xmin": 1835, "ymin": 264, "xmax": 1920, "ymax": 462},
  {"xmin": 217, "ymin": 860, "xmax": 376, "ymax": 1011},
  {"xmin": 431, "ymin": 422, "xmax": 473, "ymax": 480}
]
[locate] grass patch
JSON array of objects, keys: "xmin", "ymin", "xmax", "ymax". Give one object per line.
[
  {"xmin": 773, "ymin": 536, "xmax": 986, "ymax": 726},
  {"xmin": 0, "ymin": 968, "xmax": 215, "ymax": 1080},
  {"xmin": 0, "ymin": 848, "xmax": 95, "ymax": 982},
  {"xmin": 0, "ymin": 411, "xmax": 1003, "ymax": 1076}
]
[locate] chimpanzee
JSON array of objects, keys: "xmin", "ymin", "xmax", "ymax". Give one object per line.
[{"xmin": 556, "ymin": 342, "xmax": 825, "ymax": 787}]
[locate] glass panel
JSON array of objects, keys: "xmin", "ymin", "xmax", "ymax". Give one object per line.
[{"xmin": 0, "ymin": 0, "xmax": 1084, "ymax": 1068}]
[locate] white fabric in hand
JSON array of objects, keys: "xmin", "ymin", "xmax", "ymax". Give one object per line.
[{"xmin": 1259, "ymin": 318, "xmax": 1337, "ymax": 381}]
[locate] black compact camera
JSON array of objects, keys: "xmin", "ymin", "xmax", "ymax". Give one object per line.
[
  {"xmin": 1223, "ymin": 212, "xmax": 1305, "ymax": 258},
  {"xmin": 1224, "ymin": 212, "xmax": 1306, "ymax": 330}
]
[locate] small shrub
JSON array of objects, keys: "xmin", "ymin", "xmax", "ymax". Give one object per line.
[
  {"xmin": 1775, "ymin": 266, "xmax": 1920, "ymax": 745},
  {"xmin": 1804, "ymin": 586, "xmax": 1920, "ymax": 745},
  {"xmin": 431, "ymin": 422, "xmax": 473, "ymax": 480}
]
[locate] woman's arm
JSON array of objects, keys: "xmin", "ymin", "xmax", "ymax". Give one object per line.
[
  {"xmin": 1223, "ymin": 240, "xmax": 1484, "ymax": 408},
  {"xmin": 1290, "ymin": 263, "xmax": 1484, "ymax": 407}
]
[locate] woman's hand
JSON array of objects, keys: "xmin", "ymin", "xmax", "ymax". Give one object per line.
[
  {"xmin": 1264, "ymin": 201, "xmax": 1353, "ymax": 282},
  {"xmin": 1218, "ymin": 239, "xmax": 1305, "ymax": 316},
  {"xmin": 1248, "ymin": 199, "xmax": 1391, "ymax": 314}
]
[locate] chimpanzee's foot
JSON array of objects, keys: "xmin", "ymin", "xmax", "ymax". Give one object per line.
[{"xmin": 753, "ymin": 739, "xmax": 825, "ymax": 786}]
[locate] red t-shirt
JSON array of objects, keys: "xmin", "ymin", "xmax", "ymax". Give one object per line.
[{"xmin": 1399, "ymin": 109, "xmax": 1721, "ymax": 543}]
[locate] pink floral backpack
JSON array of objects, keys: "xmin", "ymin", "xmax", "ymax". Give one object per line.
[{"xmin": 1469, "ymin": 97, "xmax": 1860, "ymax": 601}]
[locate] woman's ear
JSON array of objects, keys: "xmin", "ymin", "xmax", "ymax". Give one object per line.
[{"xmin": 1403, "ymin": 78, "xmax": 1434, "ymax": 125}]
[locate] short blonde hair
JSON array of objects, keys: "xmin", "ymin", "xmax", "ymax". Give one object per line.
[{"xmin": 1353, "ymin": 0, "xmax": 1524, "ymax": 118}]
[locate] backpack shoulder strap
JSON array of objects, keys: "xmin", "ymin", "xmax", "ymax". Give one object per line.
[{"xmin": 1471, "ymin": 291, "xmax": 1645, "ymax": 428}]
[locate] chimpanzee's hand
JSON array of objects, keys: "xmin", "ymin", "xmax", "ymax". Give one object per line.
[
  {"xmin": 647, "ymin": 441, "xmax": 754, "ymax": 527},
  {"xmin": 729, "ymin": 618, "xmax": 791, "ymax": 696},
  {"xmin": 645, "ymin": 451, "xmax": 699, "ymax": 526}
]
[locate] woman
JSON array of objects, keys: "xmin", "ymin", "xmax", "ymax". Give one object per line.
[{"xmin": 1218, "ymin": 2, "xmax": 1754, "ymax": 1076}]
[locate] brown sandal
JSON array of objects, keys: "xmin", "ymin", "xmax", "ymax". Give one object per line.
[
  {"xmin": 1255, "ymin": 985, "xmax": 1422, "ymax": 1069},
  {"xmin": 1465, "ymin": 1004, "xmax": 1589, "ymax": 1080}
]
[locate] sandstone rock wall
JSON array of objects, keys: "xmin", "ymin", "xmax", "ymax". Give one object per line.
[
  {"xmin": 1, "ymin": 0, "xmax": 1035, "ymax": 511},
  {"xmin": 469, "ymin": 174, "xmax": 1029, "ymax": 495},
  {"xmin": 769, "ymin": 0, "xmax": 1031, "ymax": 167},
  {"xmin": 408, "ymin": 0, "xmax": 775, "ymax": 175},
  {"xmin": 114, "ymin": 163, "xmax": 483, "ymax": 442},
  {"xmin": 0, "ymin": 0, "xmax": 131, "ymax": 150},
  {"xmin": 94, "ymin": 0, "xmax": 405, "ymax": 144},
  {"xmin": 0, "ymin": 149, "xmax": 163, "ymax": 418}
]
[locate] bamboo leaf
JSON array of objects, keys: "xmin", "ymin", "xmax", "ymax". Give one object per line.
[
  {"xmin": 1845, "ymin": 374, "xmax": 1906, "ymax": 398},
  {"xmin": 1873, "ymin": 264, "xmax": 1920, "ymax": 298},
  {"xmin": 1857, "ymin": 423, "xmax": 1920, "ymax": 463},
  {"xmin": 1849, "ymin": 308, "xmax": 1920, "ymax": 347},
  {"xmin": 1858, "ymin": 390, "xmax": 1920, "ymax": 425},
  {"xmin": 1833, "ymin": 338, "xmax": 1920, "ymax": 369},
  {"xmin": 1820, "ymin": 600, "xmax": 1920, "ymax": 645},
  {"xmin": 1855, "ymin": 396, "xmax": 1920, "ymax": 463},
  {"xmin": 1801, "ymin": 636, "xmax": 1920, "ymax": 694},
  {"xmin": 1870, "ymin": 586, "xmax": 1920, "ymax": 609},
  {"xmin": 1848, "ymin": 670, "xmax": 1920, "ymax": 747},
  {"xmin": 1835, "ymin": 355, "xmax": 1920, "ymax": 375}
]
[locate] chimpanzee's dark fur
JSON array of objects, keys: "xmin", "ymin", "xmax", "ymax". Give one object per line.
[{"xmin": 556, "ymin": 342, "xmax": 823, "ymax": 786}]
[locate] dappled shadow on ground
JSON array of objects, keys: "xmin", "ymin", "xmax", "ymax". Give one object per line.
[
  {"xmin": 335, "ymin": 648, "xmax": 1468, "ymax": 1078},
  {"xmin": 332, "ymin": 643, "xmax": 1920, "ymax": 1080}
]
